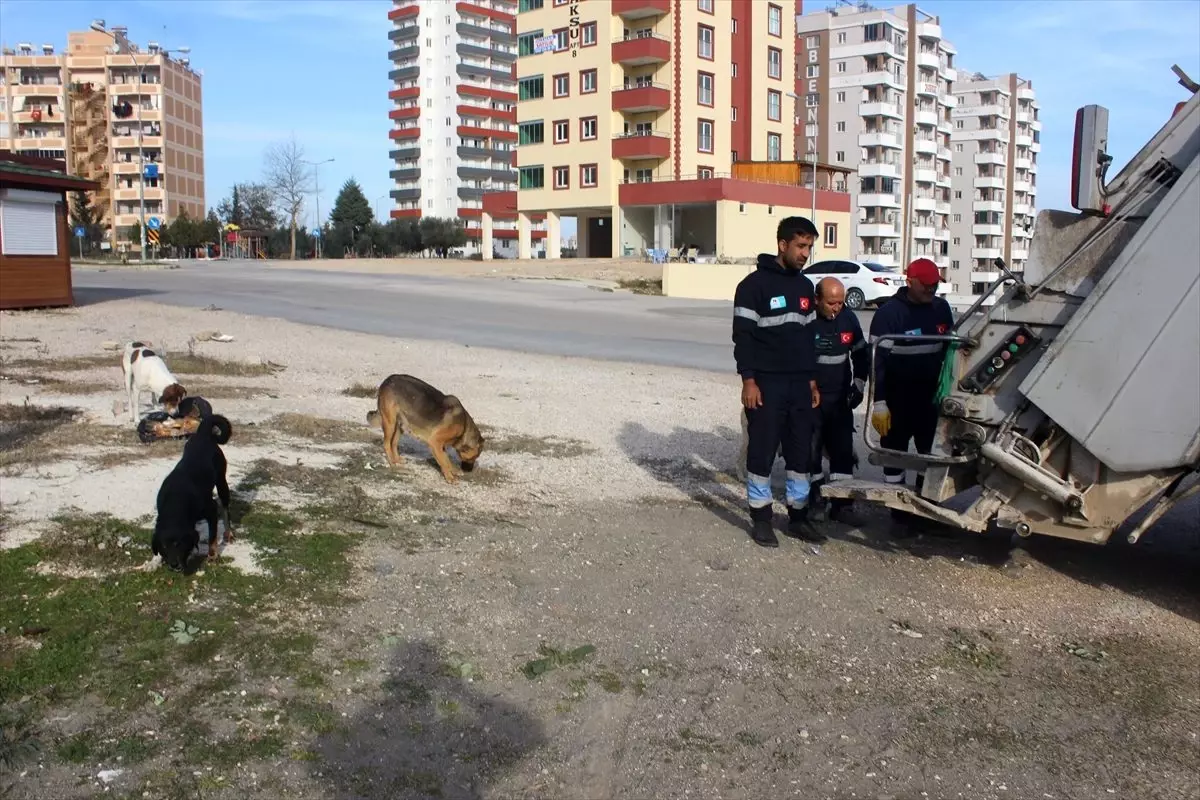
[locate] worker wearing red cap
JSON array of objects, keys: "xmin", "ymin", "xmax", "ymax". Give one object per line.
[{"xmin": 867, "ymin": 257, "xmax": 954, "ymax": 518}]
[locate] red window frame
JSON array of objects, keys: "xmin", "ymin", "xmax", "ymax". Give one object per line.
[{"xmin": 580, "ymin": 163, "xmax": 598, "ymax": 188}]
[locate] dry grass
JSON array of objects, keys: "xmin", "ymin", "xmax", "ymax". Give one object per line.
[
  {"xmin": 0, "ymin": 351, "xmax": 281, "ymax": 378},
  {"xmin": 0, "ymin": 403, "xmax": 137, "ymax": 470},
  {"xmin": 617, "ymin": 277, "xmax": 664, "ymax": 296},
  {"xmin": 479, "ymin": 427, "xmax": 593, "ymax": 459},
  {"xmin": 342, "ymin": 383, "xmax": 378, "ymax": 399},
  {"xmin": 260, "ymin": 412, "xmax": 377, "ymax": 444}
]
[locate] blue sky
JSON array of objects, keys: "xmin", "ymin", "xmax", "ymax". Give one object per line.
[{"xmin": 1, "ymin": 0, "xmax": 1197, "ymax": 231}]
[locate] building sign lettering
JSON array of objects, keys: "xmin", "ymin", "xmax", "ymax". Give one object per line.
[{"xmin": 568, "ymin": 2, "xmax": 585, "ymax": 57}]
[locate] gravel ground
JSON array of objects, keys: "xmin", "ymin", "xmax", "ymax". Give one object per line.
[
  {"xmin": 251, "ymin": 256, "xmax": 664, "ymax": 285},
  {"xmin": 1, "ymin": 300, "xmax": 1197, "ymax": 800}
]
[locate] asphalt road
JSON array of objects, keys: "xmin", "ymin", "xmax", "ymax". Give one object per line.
[{"xmin": 72, "ymin": 261, "xmax": 875, "ymax": 373}]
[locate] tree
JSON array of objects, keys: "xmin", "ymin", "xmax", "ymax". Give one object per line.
[
  {"xmin": 238, "ymin": 183, "xmax": 278, "ymax": 231},
  {"xmin": 216, "ymin": 184, "xmax": 243, "ymax": 228},
  {"xmin": 163, "ymin": 209, "xmax": 199, "ymax": 254},
  {"xmin": 418, "ymin": 217, "xmax": 467, "ymax": 257},
  {"xmin": 329, "ymin": 178, "xmax": 372, "ymax": 245},
  {"xmin": 69, "ymin": 190, "xmax": 104, "ymax": 254},
  {"xmin": 202, "ymin": 210, "xmax": 222, "ymax": 246},
  {"xmin": 263, "ymin": 136, "xmax": 311, "ymax": 260}
]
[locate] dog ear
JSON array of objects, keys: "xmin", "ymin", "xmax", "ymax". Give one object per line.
[{"xmin": 161, "ymin": 384, "xmax": 187, "ymax": 406}]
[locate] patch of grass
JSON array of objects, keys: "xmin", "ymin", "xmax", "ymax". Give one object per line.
[
  {"xmin": 945, "ymin": 628, "xmax": 1009, "ymax": 672},
  {"xmin": 593, "ymin": 671, "xmax": 624, "ymax": 693},
  {"xmin": 164, "ymin": 351, "xmax": 281, "ymax": 378},
  {"xmin": 0, "ymin": 404, "xmax": 159, "ymax": 472},
  {"xmin": 261, "ymin": 412, "xmax": 376, "ymax": 444},
  {"xmin": 479, "ymin": 427, "xmax": 593, "ymax": 459},
  {"xmin": 38, "ymin": 511, "xmax": 153, "ymax": 571},
  {"xmin": 1, "ymin": 354, "xmax": 114, "ymax": 372},
  {"xmin": 284, "ymin": 698, "xmax": 341, "ymax": 735},
  {"xmin": 342, "ymin": 382, "xmax": 377, "ymax": 398},
  {"xmin": 521, "ymin": 643, "xmax": 596, "ymax": 680},
  {"xmin": 617, "ymin": 277, "xmax": 663, "ymax": 295}
]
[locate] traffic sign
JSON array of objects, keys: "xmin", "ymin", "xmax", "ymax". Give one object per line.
[
  {"xmin": 312, "ymin": 228, "xmax": 321, "ymax": 238},
  {"xmin": 74, "ymin": 226, "xmax": 85, "ymax": 238},
  {"xmin": 146, "ymin": 217, "xmax": 162, "ymax": 231},
  {"xmin": 147, "ymin": 229, "xmax": 161, "ymax": 245}
]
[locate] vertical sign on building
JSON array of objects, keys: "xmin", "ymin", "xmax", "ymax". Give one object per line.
[
  {"xmin": 568, "ymin": 1, "xmax": 584, "ymax": 57},
  {"xmin": 807, "ymin": 35, "xmax": 820, "ymax": 156}
]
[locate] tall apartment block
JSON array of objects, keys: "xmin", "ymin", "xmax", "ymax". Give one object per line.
[
  {"xmin": 796, "ymin": 4, "xmax": 956, "ymax": 275},
  {"xmin": 947, "ymin": 72, "xmax": 1040, "ymax": 299},
  {"xmin": 387, "ymin": 0, "xmax": 522, "ymax": 251},
  {"xmin": 475, "ymin": 0, "xmax": 854, "ymax": 261},
  {"xmin": 0, "ymin": 24, "xmax": 204, "ymax": 252}
]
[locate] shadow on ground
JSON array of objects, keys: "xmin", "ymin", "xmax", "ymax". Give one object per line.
[
  {"xmin": 313, "ymin": 639, "xmax": 545, "ymax": 800},
  {"xmin": 71, "ymin": 286, "xmax": 161, "ymax": 306}
]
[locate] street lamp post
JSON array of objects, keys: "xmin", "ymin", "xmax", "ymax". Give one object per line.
[
  {"xmin": 90, "ymin": 23, "xmax": 188, "ymax": 263},
  {"xmin": 302, "ymin": 157, "xmax": 334, "ymax": 259}
]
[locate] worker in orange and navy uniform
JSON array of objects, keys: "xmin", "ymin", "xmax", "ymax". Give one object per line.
[
  {"xmin": 868, "ymin": 257, "xmax": 954, "ymax": 521},
  {"xmin": 808, "ymin": 277, "xmax": 870, "ymax": 523}
]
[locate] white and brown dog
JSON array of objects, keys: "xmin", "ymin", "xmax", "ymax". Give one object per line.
[{"xmin": 122, "ymin": 341, "xmax": 186, "ymax": 423}]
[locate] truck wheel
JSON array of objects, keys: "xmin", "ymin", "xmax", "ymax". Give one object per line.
[{"xmin": 845, "ymin": 288, "xmax": 865, "ymax": 310}]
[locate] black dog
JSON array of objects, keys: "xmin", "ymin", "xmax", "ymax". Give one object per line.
[{"xmin": 151, "ymin": 414, "xmax": 234, "ymax": 572}]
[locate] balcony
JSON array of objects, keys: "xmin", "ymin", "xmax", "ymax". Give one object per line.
[
  {"xmin": 1014, "ymin": 180, "xmax": 1034, "ymax": 193},
  {"xmin": 971, "ymin": 247, "xmax": 1002, "ymax": 260},
  {"xmin": 1018, "ymin": 87, "xmax": 1035, "ymax": 101},
  {"xmin": 612, "ymin": 33, "xmax": 671, "ymax": 66},
  {"xmin": 916, "ymin": 20, "xmax": 942, "ymax": 39},
  {"xmin": 858, "ymin": 130, "xmax": 900, "ymax": 149},
  {"xmin": 1013, "ymin": 202, "xmax": 1032, "ymax": 216},
  {"xmin": 935, "ymin": 173, "xmax": 952, "ymax": 187},
  {"xmin": 611, "ymin": 131, "xmax": 670, "ymax": 160},
  {"xmin": 390, "ymin": 45, "xmax": 419, "ymax": 62},
  {"xmin": 971, "ymin": 271, "xmax": 1001, "ymax": 283},
  {"xmin": 935, "ymin": 201, "xmax": 951, "ymax": 215},
  {"xmin": 859, "ymin": 192, "xmax": 902, "ymax": 208},
  {"xmin": 974, "ymin": 175, "xmax": 1005, "ymax": 190},
  {"xmin": 936, "ymin": 146, "xmax": 952, "ymax": 161},
  {"xmin": 937, "ymin": 118, "xmax": 953, "ymax": 134},
  {"xmin": 1015, "ymin": 157, "xmax": 1034, "ymax": 171},
  {"xmin": 913, "ymin": 108, "xmax": 938, "ymax": 127},
  {"xmin": 913, "ymin": 138, "xmax": 938, "ymax": 155},
  {"xmin": 458, "ymin": 41, "xmax": 515, "ymax": 62},
  {"xmin": 973, "ymin": 224, "xmax": 1004, "ymax": 237},
  {"xmin": 456, "ymin": 21, "xmax": 516, "ymax": 45},
  {"xmin": 391, "ymin": 188, "xmax": 421, "ymax": 201},
  {"xmin": 912, "ymin": 225, "xmax": 935, "ymax": 239},
  {"xmin": 859, "ymin": 161, "xmax": 899, "ymax": 179},
  {"xmin": 612, "ymin": 84, "xmax": 671, "ymax": 113},
  {"xmin": 940, "ymin": 66, "xmax": 957, "ymax": 82},
  {"xmin": 390, "ymin": 168, "xmax": 420, "ymax": 181},
  {"xmin": 974, "ymin": 151, "xmax": 1006, "ymax": 167},
  {"xmin": 912, "ymin": 195, "xmax": 937, "ymax": 211},
  {"xmin": 860, "ymin": 101, "xmax": 902, "ymax": 119},
  {"xmin": 933, "ymin": 227, "xmax": 951, "ymax": 240},
  {"xmin": 389, "ymin": 25, "xmax": 419, "ymax": 42},
  {"xmin": 456, "ymin": 62, "xmax": 512, "ymax": 83},
  {"xmin": 612, "ymin": 0, "xmax": 670, "ymax": 19},
  {"xmin": 974, "ymin": 199, "xmax": 1005, "ymax": 213},
  {"xmin": 915, "ymin": 50, "xmax": 940, "ymax": 70},
  {"xmin": 917, "ymin": 81, "xmax": 939, "ymax": 97},
  {"xmin": 1011, "ymin": 247, "xmax": 1030, "ymax": 261},
  {"xmin": 913, "ymin": 168, "xmax": 938, "ymax": 184},
  {"xmin": 862, "ymin": 70, "xmax": 903, "ymax": 90},
  {"xmin": 389, "ymin": 66, "xmax": 419, "ymax": 82},
  {"xmin": 458, "ymin": 165, "xmax": 517, "ymax": 183},
  {"xmin": 391, "ymin": 145, "xmax": 421, "ymax": 160},
  {"xmin": 858, "ymin": 222, "xmax": 898, "ymax": 238},
  {"xmin": 1015, "ymin": 133, "xmax": 1033, "ymax": 148},
  {"xmin": 1030, "ymin": 140, "xmax": 1041, "ymax": 153}
]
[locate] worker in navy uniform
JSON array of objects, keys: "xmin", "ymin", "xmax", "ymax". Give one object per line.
[
  {"xmin": 732, "ymin": 217, "xmax": 823, "ymax": 548},
  {"xmin": 808, "ymin": 277, "xmax": 870, "ymax": 523},
  {"xmin": 868, "ymin": 257, "xmax": 955, "ymax": 522}
]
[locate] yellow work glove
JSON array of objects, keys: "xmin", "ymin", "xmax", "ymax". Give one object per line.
[{"xmin": 870, "ymin": 401, "xmax": 891, "ymax": 437}]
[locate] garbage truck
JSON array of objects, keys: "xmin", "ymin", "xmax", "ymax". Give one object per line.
[{"xmin": 823, "ymin": 66, "xmax": 1200, "ymax": 546}]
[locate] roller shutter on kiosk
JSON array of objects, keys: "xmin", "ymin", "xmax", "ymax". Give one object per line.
[{"xmin": 0, "ymin": 188, "xmax": 60, "ymax": 256}]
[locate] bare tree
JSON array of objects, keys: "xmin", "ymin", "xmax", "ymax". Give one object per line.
[{"xmin": 263, "ymin": 136, "xmax": 311, "ymax": 259}]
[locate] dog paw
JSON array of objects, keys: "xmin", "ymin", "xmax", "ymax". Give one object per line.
[{"xmin": 225, "ymin": 529, "xmax": 237, "ymax": 543}]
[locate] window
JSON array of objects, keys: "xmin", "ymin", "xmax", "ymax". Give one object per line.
[
  {"xmin": 805, "ymin": 35, "xmax": 819, "ymax": 48},
  {"xmin": 806, "ymin": 93, "xmax": 819, "ymax": 107},
  {"xmin": 806, "ymin": 64, "xmax": 820, "ymax": 78},
  {"xmin": 698, "ymin": 25, "xmax": 714, "ymax": 59},
  {"xmin": 731, "ymin": 62, "xmax": 737, "ymax": 77},
  {"xmin": 698, "ymin": 119, "xmax": 714, "ymax": 153},
  {"xmin": 955, "ymin": 191, "xmax": 962, "ymax": 199},
  {"xmin": 553, "ymin": 165, "xmax": 569, "ymax": 189},
  {"xmin": 955, "ymin": 143, "xmax": 964, "ymax": 152},
  {"xmin": 731, "ymin": 107, "xmax": 737, "ymax": 121},
  {"xmin": 835, "ymin": 121, "xmax": 846, "ymax": 132},
  {"xmin": 582, "ymin": 22, "xmax": 597, "ymax": 47},
  {"xmin": 554, "ymin": 29, "xmax": 569, "ymax": 51},
  {"xmin": 553, "ymin": 73, "xmax": 569, "ymax": 98},
  {"xmin": 518, "ymin": 0, "xmax": 543, "ymax": 9},
  {"xmin": 768, "ymin": 4, "xmax": 783, "ymax": 37},
  {"xmin": 768, "ymin": 47, "xmax": 782, "ymax": 80},
  {"xmin": 835, "ymin": 150, "xmax": 845, "ymax": 162},
  {"xmin": 553, "ymin": 120, "xmax": 569, "ymax": 143},
  {"xmin": 837, "ymin": 31, "xmax": 847, "ymax": 44},
  {"xmin": 519, "ymin": 76, "xmax": 544, "ymax": 100},
  {"xmin": 953, "ymin": 213, "xmax": 962, "ymax": 223},
  {"xmin": 731, "ymin": 18, "xmax": 737, "ymax": 33},
  {"xmin": 767, "ymin": 132, "xmax": 782, "ymax": 161},
  {"xmin": 767, "ymin": 90, "xmax": 781, "ymax": 121},
  {"xmin": 952, "ymin": 237, "xmax": 960, "ymax": 246},
  {"xmin": 824, "ymin": 223, "xmax": 837, "ymax": 247},
  {"xmin": 580, "ymin": 69, "xmax": 597, "ymax": 94},
  {"xmin": 517, "ymin": 30, "xmax": 544, "ymax": 57},
  {"xmin": 699, "ymin": 166, "xmax": 714, "ymax": 178},
  {"xmin": 580, "ymin": 116, "xmax": 597, "ymax": 140},
  {"xmin": 837, "ymin": 61, "xmax": 846, "ymax": 73},
  {"xmin": 836, "ymin": 91, "xmax": 846, "ymax": 103},
  {"xmin": 698, "ymin": 0, "xmax": 714, "ymax": 12},
  {"xmin": 954, "ymin": 166, "xmax": 963, "ymax": 176},
  {"xmin": 519, "ymin": 166, "xmax": 544, "ymax": 189},
  {"xmin": 518, "ymin": 120, "xmax": 544, "ymax": 145},
  {"xmin": 698, "ymin": 72, "xmax": 714, "ymax": 106},
  {"xmin": 580, "ymin": 163, "xmax": 598, "ymax": 187},
  {"xmin": 956, "ymin": 120, "xmax": 964, "ymax": 129}
]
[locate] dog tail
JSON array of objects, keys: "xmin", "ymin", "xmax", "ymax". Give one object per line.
[
  {"xmin": 199, "ymin": 413, "xmax": 233, "ymax": 445},
  {"xmin": 366, "ymin": 410, "xmax": 381, "ymax": 429}
]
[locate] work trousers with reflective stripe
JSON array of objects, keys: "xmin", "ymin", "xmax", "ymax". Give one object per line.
[
  {"xmin": 880, "ymin": 381, "xmax": 939, "ymax": 486},
  {"xmin": 810, "ymin": 395, "xmax": 856, "ymax": 484},
  {"xmin": 745, "ymin": 373, "xmax": 814, "ymax": 520}
]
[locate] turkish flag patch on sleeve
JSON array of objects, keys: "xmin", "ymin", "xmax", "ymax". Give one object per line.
[
  {"xmin": 840, "ymin": 331, "xmax": 854, "ymax": 344},
  {"xmin": 798, "ymin": 297, "xmax": 811, "ymax": 311},
  {"xmin": 936, "ymin": 323, "xmax": 948, "ymax": 334}
]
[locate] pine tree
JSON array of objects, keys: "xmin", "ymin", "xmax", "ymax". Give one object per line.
[
  {"xmin": 69, "ymin": 191, "xmax": 104, "ymax": 253},
  {"xmin": 329, "ymin": 178, "xmax": 373, "ymax": 243}
]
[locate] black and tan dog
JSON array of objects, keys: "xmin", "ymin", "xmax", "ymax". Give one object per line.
[
  {"xmin": 366, "ymin": 374, "xmax": 484, "ymax": 484},
  {"xmin": 151, "ymin": 413, "xmax": 235, "ymax": 571}
]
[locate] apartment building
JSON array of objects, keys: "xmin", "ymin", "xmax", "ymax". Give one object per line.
[
  {"xmin": 388, "ymin": 0, "xmax": 525, "ymax": 252},
  {"xmin": 796, "ymin": 4, "xmax": 957, "ymax": 279},
  {"xmin": 474, "ymin": 0, "xmax": 853, "ymax": 261},
  {"xmin": 947, "ymin": 72, "xmax": 1040, "ymax": 303},
  {"xmin": 0, "ymin": 25, "xmax": 204, "ymax": 252}
]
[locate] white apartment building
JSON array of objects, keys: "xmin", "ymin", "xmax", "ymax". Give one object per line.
[
  {"xmin": 388, "ymin": 0, "xmax": 520, "ymax": 252},
  {"xmin": 947, "ymin": 71, "xmax": 1040, "ymax": 303},
  {"xmin": 797, "ymin": 4, "xmax": 956, "ymax": 279}
]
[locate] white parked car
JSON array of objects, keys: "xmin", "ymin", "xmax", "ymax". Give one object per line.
[{"xmin": 801, "ymin": 259, "xmax": 905, "ymax": 310}]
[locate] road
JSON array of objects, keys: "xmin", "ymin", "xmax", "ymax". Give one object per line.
[{"xmin": 73, "ymin": 261, "xmax": 875, "ymax": 373}]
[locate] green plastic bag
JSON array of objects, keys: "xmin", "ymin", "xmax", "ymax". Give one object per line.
[{"xmin": 934, "ymin": 342, "xmax": 961, "ymax": 405}]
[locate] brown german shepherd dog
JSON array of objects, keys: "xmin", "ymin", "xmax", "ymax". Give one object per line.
[{"xmin": 366, "ymin": 374, "xmax": 485, "ymax": 484}]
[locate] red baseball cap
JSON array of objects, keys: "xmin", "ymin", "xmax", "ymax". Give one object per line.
[{"xmin": 906, "ymin": 258, "xmax": 941, "ymax": 286}]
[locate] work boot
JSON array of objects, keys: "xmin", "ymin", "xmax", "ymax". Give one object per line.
[
  {"xmin": 785, "ymin": 508, "xmax": 828, "ymax": 543},
  {"xmin": 750, "ymin": 516, "xmax": 779, "ymax": 548}
]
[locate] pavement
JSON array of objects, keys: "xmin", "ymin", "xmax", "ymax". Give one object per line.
[{"xmin": 73, "ymin": 259, "xmax": 876, "ymax": 373}]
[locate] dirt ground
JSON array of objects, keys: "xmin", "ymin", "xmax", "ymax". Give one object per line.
[
  {"xmin": 0, "ymin": 301, "xmax": 1197, "ymax": 800},
  {"xmin": 256, "ymin": 256, "xmax": 664, "ymax": 286}
]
